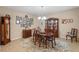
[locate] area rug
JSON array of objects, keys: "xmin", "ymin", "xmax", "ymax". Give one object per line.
[{"xmin": 22, "ymin": 38, "xmax": 71, "ymax": 52}]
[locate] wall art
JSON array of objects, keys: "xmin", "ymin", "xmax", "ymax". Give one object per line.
[{"xmin": 62, "ymin": 19, "xmax": 73, "ymax": 24}]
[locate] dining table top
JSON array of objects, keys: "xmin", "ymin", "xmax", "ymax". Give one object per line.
[{"xmin": 39, "ymin": 32, "xmax": 53, "ymax": 37}]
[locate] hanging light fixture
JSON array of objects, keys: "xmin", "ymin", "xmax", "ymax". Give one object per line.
[
  {"xmin": 38, "ymin": 16, "xmax": 46, "ymax": 20},
  {"xmin": 38, "ymin": 16, "xmax": 41, "ymax": 20},
  {"xmin": 38, "ymin": 6, "xmax": 47, "ymax": 20},
  {"xmin": 42, "ymin": 16, "xmax": 46, "ymax": 20}
]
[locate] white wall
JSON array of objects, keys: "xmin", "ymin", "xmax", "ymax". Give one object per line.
[
  {"xmin": 0, "ymin": 7, "xmax": 79, "ymax": 40},
  {"xmin": 38, "ymin": 19, "xmax": 45, "ymax": 32},
  {"xmin": 35, "ymin": 8, "xmax": 79, "ymax": 39},
  {"xmin": 47, "ymin": 8, "xmax": 79, "ymax": 38},
  {"xmin": 0, "ymin": 7, "xmax": 36, "ymax": 41}
]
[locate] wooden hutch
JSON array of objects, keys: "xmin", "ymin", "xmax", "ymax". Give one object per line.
[{"xmin": 45, "ymin": 18, "xmax": 59, "ymax": 37}]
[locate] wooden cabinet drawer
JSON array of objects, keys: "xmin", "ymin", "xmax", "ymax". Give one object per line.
[{"xmin": 22, "ymin": 29, "xmax": 32, "ymax": 38}]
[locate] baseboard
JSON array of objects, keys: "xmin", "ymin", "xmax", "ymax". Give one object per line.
[{"xmin": 11, "ymin": 37, "xmax": 22, "ymax": 41}]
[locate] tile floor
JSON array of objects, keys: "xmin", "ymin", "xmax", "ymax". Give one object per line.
[{"xmin": 0, "ymin": 37, "xmax": 79, "ymax": 52}]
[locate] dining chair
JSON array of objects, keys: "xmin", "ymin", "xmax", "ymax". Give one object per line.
[
  {"xmin": 66, "ymin": 28, "xmax": 78, "ymax": 42},
  {"xmin": 33, "ymin": 29, "xmax": 42, "ymax": 47},
  {"xmin": 44, "ymin": 29, "xmax": 56, "ymax": 48},
  {"xmin": 34, "ymin": 30, "xmax": 38, "ymax": 45},
  {"xmin": 33, "ymin": 29, "xmax": 35, "ymax": 42},
  {"xmin": 46, "ymin": 33, "xmax": 56, "ymax": 48}
]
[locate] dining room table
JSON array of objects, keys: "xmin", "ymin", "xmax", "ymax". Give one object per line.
[{"xmin": 39, "ymin": 32, "xmax": 55, "ymax": 48}]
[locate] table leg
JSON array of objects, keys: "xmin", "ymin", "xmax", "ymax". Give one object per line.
[
  {"xmin": 45, "ymin": 37, "xmax": 48, "ymax": 48},
  {"xmin": 53, "ymin": 37, "xmax": 56, "ymax": 45}
]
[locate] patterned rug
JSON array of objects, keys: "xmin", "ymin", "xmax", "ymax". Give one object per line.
[{"xmin": 22, "ymin": 38, "xmax": 71, "ymax": 52}]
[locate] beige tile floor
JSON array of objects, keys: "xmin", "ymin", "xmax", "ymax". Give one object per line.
[{"xmin": 0, "ymin": 37, "xmax": 79, "ymax": 52}]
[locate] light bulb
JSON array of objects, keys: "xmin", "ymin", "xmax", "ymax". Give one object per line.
[
  {"xmin": 43, "ymin": 16, "xmax": 46, "ymax": 20},
  {"xmin": 38, "ymin": 17, "xmax": 41, "ymax": 20}
]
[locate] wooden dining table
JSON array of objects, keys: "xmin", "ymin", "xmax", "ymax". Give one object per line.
[{"xmin": 39, "ymin": 32, "xmax": 55, "ymax": 48}]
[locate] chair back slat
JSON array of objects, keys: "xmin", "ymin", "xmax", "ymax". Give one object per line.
[{"xmin": 71, "ymin": 28, "xmax": 78, "ymax": 36}]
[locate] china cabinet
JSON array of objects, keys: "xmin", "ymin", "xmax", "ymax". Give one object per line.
[{"xmin": 45, "ymin": 18, "xmax": 59, "ymax": 37}]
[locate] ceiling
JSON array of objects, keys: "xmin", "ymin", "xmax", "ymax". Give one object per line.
[{"xmin": 4, "ymin": 6, "xmax": 79, "ymax": 17}]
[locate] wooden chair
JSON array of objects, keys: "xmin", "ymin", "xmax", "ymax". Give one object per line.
[
  {"xmin": 44, "ymin": 29, "xmax": 56, "ymax": 48},
  {"xmin": 33, "ymin": 29, "xmax": 42, "ymax": 47},
  {"xmin": 46, "ymin": 34, "xmax": 54, "ymax": 48},
  {"xmin": 33, "ymin": 29, "xmax": 35, "ymax": 42},
  {"xmin": 66, "ymin": 28, "xmax": 78, "ymax": 42},
  {"xmin": 33, "ymin": 29, "xmax": 38, "ymax": 45}
]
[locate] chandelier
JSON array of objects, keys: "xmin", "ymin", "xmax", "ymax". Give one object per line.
[
  {"xmin": 38, "ymin": 16, "xmax": 47, "ymax": 20},
  {"xmin": 38, "ymin": 6, "xmax": 47, "ymax": 20}
]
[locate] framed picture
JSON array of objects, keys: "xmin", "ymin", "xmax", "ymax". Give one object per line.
[
  {"xmin": 62, "ymin": 19, "xmax": 73, "ymax": 24},
  {"xmin": 69, "ymin": 19, "xmax": 73, "ymax": 23},
  {"xmin": 62, "ymin": 19, "xmax": 67, "ymax": 24},
  {"xmin": 30, "ymin": 18, "xmax": 33, "ymax": 25},
  {"xmin": 16, "ymin": 16, "xmax": 22, "ymax": 24}
]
